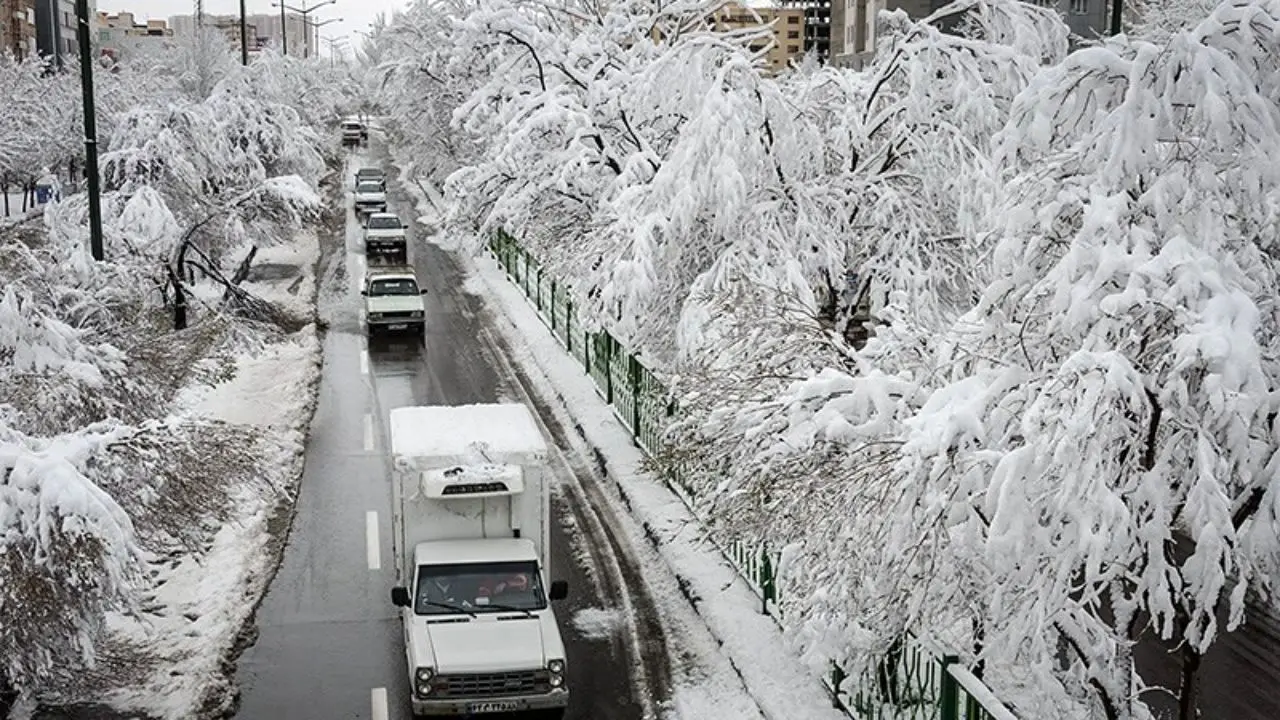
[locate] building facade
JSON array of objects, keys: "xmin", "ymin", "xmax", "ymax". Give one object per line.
[
  {"xmin": 2, "ymin": 0, "xmax": 38, "ymax": 59},
  {"xmin": 95, "ymin": 10, "xmax": 173, "ymax": 58},
  {"xmin": 778, "ymin": 0, "xmax": 830, "ymax": 62},
  {"xmin": 830, "ymin": 0, "xmax": 879, "ymax": 68},
  {"xmin": 1027, "ymin": 0, "xmax": 1109, "ymax": 39},
  {"xmin": 170, "ymin": 12, "xmax": 314, "ymax": 57},
  {"xmin": 709, "ymin": 2, "xmax": 806, "ymax": 74},
  {"xmin": 34, "ymin": 0, "xmax": 87, "ymax": 61}
]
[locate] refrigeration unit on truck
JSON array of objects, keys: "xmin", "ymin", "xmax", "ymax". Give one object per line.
[{"xmin": 388, "ymin": 403, "xmax": 570, "ymax": 718}]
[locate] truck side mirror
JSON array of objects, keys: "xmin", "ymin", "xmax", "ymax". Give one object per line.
[
  {"xmin": 548, "ymin": 580, "xmax": 568, "ymax": 601},
  {"xmin": 391, "ymin": 586, "xmax": 411, "ymax": 607},
  {"xmin": 420, "ymin": 288, "xmax": 428, "ymax": 295},
  {"xmin": 360, "ymin": 289, "xmax": 368, "ymax": 296}
]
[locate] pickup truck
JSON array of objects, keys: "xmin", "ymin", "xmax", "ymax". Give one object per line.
[
  {"xmin": 354, "ymin": 180, "xmax": 388, "ymax": 221},
  {"xmin": 364, "ymin": 213, "xmax": 408, "ymax": 264},
  {"xmin": 362, "ymin": 266, "xmax": 426, "ymax": 338}
]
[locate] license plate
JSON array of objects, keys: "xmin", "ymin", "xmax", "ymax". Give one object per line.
[
  {"xmin": 388, "ymin": 323, "xmax": 407, "ymax": 330},
  {"xmin": 467, "ymin": 701, "xmax": 519, "ymax": 713}
]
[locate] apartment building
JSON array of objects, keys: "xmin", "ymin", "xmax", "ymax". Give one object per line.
[
  {"xmin": 2, "ymin": 0, "xmax": 38, "ymax": 59},
  {"xmin": 710, "ymin": 2, "xmax": 807, "ymax": 74},
  {"xmin": 170, "ymin": 12, "xmax": 313, "ymax": 57},
  {"xmin": 778, "ymin": 0, "xmax": 830, "ymax": 61},
  {"xmin": 34, "ymin": 0, "xmax": 89, "ymax": 61},
  {"xmin": 95, "ymin": 10, "xmax": 172, "ymax": 58}
]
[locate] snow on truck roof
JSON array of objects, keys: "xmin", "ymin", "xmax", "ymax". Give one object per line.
[
  {"xmin": 414, "ymin": 537, "xmax": 539, "ymax": 566},
  {"xmin": 389, "ymin": 404, "xmax": 548, "ymax": 458}
]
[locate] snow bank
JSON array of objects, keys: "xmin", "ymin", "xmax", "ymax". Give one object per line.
[{"xmin": 96, "ymin": 229, "xmax": 323, "ymax": 719}]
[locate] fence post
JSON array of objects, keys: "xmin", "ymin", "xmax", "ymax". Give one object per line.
[
  {"xmin": 629, "ymin": 355, "xmax": 642, "ymax": 438},
  {"xmin": 603, "ymin": 334, "xmax": 614, "ymax": 404},
  {"xmin": 940, "ymin": 655, "xmax": 960, "ymax": 720},
  {"xmin": 759, "ymin": 546, "xmax": 776, "ymax": 615},
  {"xmin": 550, "ymin": 280, "xmax": 557, "ymax": 331}
]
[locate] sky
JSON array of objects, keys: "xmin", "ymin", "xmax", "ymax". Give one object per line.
[{"xmin": 106, "ymin": 0, "xmax": 407, "ymax": 57}]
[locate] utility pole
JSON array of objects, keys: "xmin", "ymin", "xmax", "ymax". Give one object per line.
[
  {"xmin": 239, "ymin": 0, "xmax": 249, "ymax": 65},
  {"xmin": 279, "ymin": 1, "xmax": 288, "ymax": 55},
  {"xmin": 1109, "ymin": 0, "xmax": 1123, "ymax": 35},
  {"xmin": 74, "ymin": 0, "xmax": 103, "ymax": 261}
]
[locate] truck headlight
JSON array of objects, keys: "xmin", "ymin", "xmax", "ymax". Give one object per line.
[
  {"xmin": 547, "ymin": 659, "xmax": 564, "ymax": 687},
  {"xmin": 410, "ymin": 311, "xmax": 424, "ymax": 318},
  {"xmin": 415, "ymin": 667, "xmax": 434, "ymax": 682},
  {"xmin": 368, "ymin": 312, "xmax": 383, "ymax": 320}
]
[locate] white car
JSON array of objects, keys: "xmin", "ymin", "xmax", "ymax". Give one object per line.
[
  {"xmin": 364, "ymin": 213, "xmax": 408, "ymax": 263},
  {"xmin": 354, "ymin": 180, "xmax": 387, "ymax": 221},
  {"xmin": 362, "ymin": 267, "xmax": 426, "ymax": 337}
]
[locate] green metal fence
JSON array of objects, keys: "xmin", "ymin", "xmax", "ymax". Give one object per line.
[{"xmin": 486, "ymin": 230, "xmax": 1016, "ymax": 720}]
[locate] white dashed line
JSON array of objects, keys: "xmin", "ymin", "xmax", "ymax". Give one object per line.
[
  {"xmin": 366, "ymin": 511, "xmax": 381, "ymax": 571},
  {"xmin": 363, "ymin": 414, "xmax": 375, "ymax": 452},
  {"xmin": 370, "ymin": 687, "xmax": 388, "ymax": 720}
]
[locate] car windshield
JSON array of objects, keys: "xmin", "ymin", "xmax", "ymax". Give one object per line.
[
  {"xmin": 342, "ymin": 122, "xmax": 361, "ymax": 130},
  {"xmin": 357, "ymin": 169, "xmax": 381, "ymax": 178},
  {"xmin": 369, "ymin": 278, "xmax": 420, "ymax": 295},
  {"xmin": 414, "ymin": 561, "xmax": 544, "ymax": 616},
  {"xmin": 356, "ymin": 182, "xmax": 383, "ymax": 194},
  {"xmin": 367, "ymin": 216, "xmax": 400, "ymax": 229}
]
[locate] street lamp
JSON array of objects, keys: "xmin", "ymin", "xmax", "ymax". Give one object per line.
[
  {"xmin": 270, "ymin": 0, "xmax": 335, "ymax": 57},
  {"xmin": 321, "ymin": 35, "xmax": 347, "ymax": 68},
  {"xmin": 304, "ymin": 17, "xmax": 342, "ymax": 58}
]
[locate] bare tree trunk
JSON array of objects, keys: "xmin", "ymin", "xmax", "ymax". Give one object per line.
[
  {"xmin": 2, "ymin": 183, "xmax": 8, "ymax": 216},
  {"xmin": 0, "ymin": 670, "xmax": 16, "ymax": 720},
  {"xmin": 1178, "ymin": 643, "xmax": 1201, "ymax": 720}
]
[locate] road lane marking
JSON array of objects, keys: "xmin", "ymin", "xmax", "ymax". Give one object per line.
[
  {"xmin": 363, "ymin": 413, "xmax": 375, "ymax": 451},
  {"xmin": 359, "ymin": 348, "xmax": 369, "ymax": 375},
  {"xmin": 371, "ymin": 687, "xmax": 388, "ymax": 720},
  {"xmin": 366, "ymin": 511, "xmax": 381, "ymax": 571}
]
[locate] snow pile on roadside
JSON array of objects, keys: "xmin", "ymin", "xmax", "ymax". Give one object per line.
[{"xmin": 95, "ymin": 231, "xmax": 324, "ymax": 719}]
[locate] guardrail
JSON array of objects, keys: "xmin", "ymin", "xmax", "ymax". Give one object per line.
[{"xmin": 488, "ymin": 229, "xmax": 1016, "ymax": 720}]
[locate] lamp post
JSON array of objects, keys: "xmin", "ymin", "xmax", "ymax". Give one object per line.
[
  {"xmin": 322, "ymin": 35, "xmax": 347, "ymax": 69},
  {"xmin": 271, "ymin": 0, "xmax": 335, "ymax": 57},
  {"xmin": 238, "ymin": 0, "xmax": 249, "ymax": 65},
  {"xmin": 304, "ymin": 17, "xmax": 342, "ymax": 59},
  {"xmin": 74, "ymin": 0, "xmax": 103, "ymax": 260}
]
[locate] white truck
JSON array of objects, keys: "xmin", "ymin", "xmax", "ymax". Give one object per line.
[{"xmin": 388, "ymin": 404, "xmax": 571, "ymax": 719}]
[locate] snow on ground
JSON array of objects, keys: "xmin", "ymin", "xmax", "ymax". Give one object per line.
[
  {"xmin": 96, "ymin": 231, "xmax": 323, "ymax": 719},
  {"xmin": 399, "ymin": 167, "xmax": 847, "ymax": 720},
  {"xmin": 571, "ymin": 606, "xmax": 625, "ymax": 640}
]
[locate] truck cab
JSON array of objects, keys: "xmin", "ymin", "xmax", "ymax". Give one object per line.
[
  {"xmin": 364, "ymin": 212, "xmax": 408, "ymax": 264},
  {"xmin": 388, "ymin": 404, "xmax": 571, "ymax": 718},
  {"xmin": 361, "ymin": 267, "xmax": 426, "ymax": 337}
]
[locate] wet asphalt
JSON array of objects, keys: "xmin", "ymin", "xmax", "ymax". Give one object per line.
[{"xmin": 230, "ymin": 140, "xmax": 661, "ymax": 720}]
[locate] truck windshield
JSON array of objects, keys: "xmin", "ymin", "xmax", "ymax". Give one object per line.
[
  {"xmin": 414, "ymin": 561, "xmax": 544, "ymax": 616},
  {"xmin": 356, "ymin": 182, "xmax": 383, "ymax": 194},
  {"xmin": 370, "ymin": 278, "xmax": 420, "ymax": 295},
  {"xmin": 367, "ymin": 216, "xmax": 400, "ymax": 229}
]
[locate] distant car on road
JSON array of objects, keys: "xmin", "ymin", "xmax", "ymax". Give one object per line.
[
  {"xmin": 354, "ymin": 180, "xmax": 387, "ymax": 222},
  {"xmin": 341, "ymin": 119, "xmax": 366, "ymax": 147},
  {"xmin": 362, "ymin": 266, "xmax": 426, "ymax": 339},
  {"xmin": 354, "ymin": 167, "xmax": 385, "ymax": 190},
  {"xmin": 364, "ymin": 212, "xmax": 408, "ymax": 264}
]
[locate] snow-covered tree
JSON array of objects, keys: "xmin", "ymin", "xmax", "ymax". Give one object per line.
[{"xmin": 1128, "ymin": 0, "xmax": 1220, "ymax": 41}]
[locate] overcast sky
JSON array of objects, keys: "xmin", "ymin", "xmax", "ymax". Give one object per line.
[{"xmin": 106, "ymin": 0, "xmax": 407, "ymax": 57}]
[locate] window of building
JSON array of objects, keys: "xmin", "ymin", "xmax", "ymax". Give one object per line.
[
  {"xmin": 787, "ymin": 30, "xmax": 799, "ymax": 38},
  {"xmin": 787, "ymin": 15, "xmax": 800, "ymax": 23},
  {"xmin": 1069, "ymin": 0, "xmax": 1086, "ymax": 11},
  {"xmin": 787, "ymin": 44, "xmax": 799, "ymax": 53}
]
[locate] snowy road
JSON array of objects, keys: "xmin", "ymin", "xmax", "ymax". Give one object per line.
[{"xmin": 231, "ymin": 142, "xmax": 668, "ymax": 720}]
